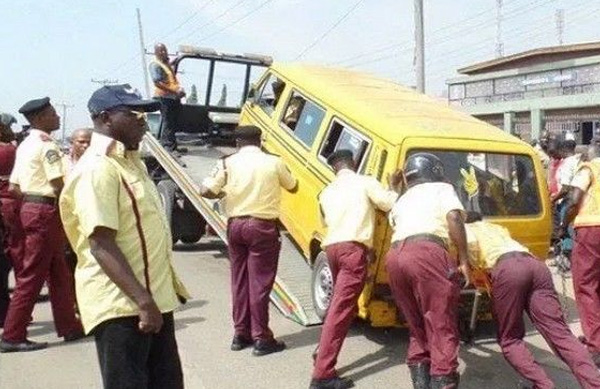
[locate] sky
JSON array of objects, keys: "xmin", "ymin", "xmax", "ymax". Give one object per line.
[{"xmin": 1, "ymin": 0, "xmax": 598, "ymax": 137}]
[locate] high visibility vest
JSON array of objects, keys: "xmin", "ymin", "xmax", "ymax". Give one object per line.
[
  {"xmin": 151, "ymin": 60, "xmax": 180, "ymax": 98},
  {"xmin": 574, "ymin": 160, "xmax": 600, "ymax": 228}
]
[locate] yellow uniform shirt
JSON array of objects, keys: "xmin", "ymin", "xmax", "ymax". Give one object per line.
[
  {"xmin": 570, "ymin": 164, "xmax": 593, "ymax": 192},
  {"xmin": 9, "ymin": 129, "xmax": 65, "ymax": 197},
  {"xmin": 320, "ymin": 169, "xmax": 397, "ymax": 248},
  {"xmin": 59, "ymin": 133, "xmax": 188, "ymax": 334},
  {"xmin": 202, "ymin": 146, "xmax": 297, "ymax": 219},
  {"xmin": 465, "ymin": 221, "xmax": 529, "ymax": 270},
  {"xmin": 390, "ymin": 182, "xmax": 464, "ymax": 243}
]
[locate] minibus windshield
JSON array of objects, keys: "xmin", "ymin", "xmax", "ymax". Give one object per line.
[{"xmin": 408, "ymin": 149, "xmax": 541, "ymax": 217}]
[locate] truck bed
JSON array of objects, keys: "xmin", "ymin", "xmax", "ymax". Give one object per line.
[{"xmin": 143, "ymin": 134, "xmax": 321, "ymax": 326}]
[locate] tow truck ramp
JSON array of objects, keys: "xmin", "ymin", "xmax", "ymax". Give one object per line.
[{"xmin": 143, "ymin": 134, "xmax": 322, "ymax": 326}]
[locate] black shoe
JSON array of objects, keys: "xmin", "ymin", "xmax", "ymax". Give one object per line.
[
  {"xmin": 175, "ymin": 146, "xmax": 188, "ymax": 153},
  {"xmin": 430, "ymin": 372, "xmax": 460, "ymax": 389},
  {"xmin": 409, "ymin": 363, "xmax": 431, "ymax": 389},
  {"xmin": 230, "ymin": 335, "xmax": 253, "ymax": 351},
  {"xmin": 309, "ymin": 376, "xmax": 354, "ymax": 389},
  {"xmin": 0, "ymin": 339, "xmax": 48, "ymax": 353},
  {"xmin": 63, "ymin": 331, "xmax": 86, "ymax": 342},
  {"xmin": 252, "ymin": 339, "xmax": 286, "ymax": 356}
]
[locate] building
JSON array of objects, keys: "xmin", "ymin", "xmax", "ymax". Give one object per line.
[{"xmin": 446, "ymin": 41, "xmax": 600, "ymax": 144}]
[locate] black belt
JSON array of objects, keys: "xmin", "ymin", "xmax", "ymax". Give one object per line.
[
  {"xmin": 229, "ymin": 215, "xmax": 277, "ymax": 222},
  {"xmin": 393, "ymin": 233, "xmax": 448, "ymax": 250},
  {"xmin": 496, "ymin": 251, "xmax": 532, "ymax": 264},
  {"xmin": 22, "ymin": 194, "xmax": 57, "ymax": 205}
]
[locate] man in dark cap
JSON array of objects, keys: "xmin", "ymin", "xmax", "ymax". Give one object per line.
[
  {"xmin": 1, "ymin": 98, "xmax": 83, "ymax": 352},
  {"xmin": 310, "ymin": 149, "xmax": 401, "ymax": 389},
  {"xmin": 60, "ymin": 84, "xmax": 189, "ymax": 389},
  {"xmin": 386, "ymin": 153, "xmax": 470, "ymax": 389},
  {"xmin": 200, "ymin": 125, "xmax": 297, "ymax": 356},
  {"xmin": 150, "ymin": 43, "xmax": 185, "ymax": 153}
]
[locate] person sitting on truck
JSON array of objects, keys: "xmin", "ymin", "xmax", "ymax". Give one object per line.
[
  {"xmin": 385, "ymin": 153, "xmax": 470, "ymax": 389},
  {"xmin": 200, "ymin": 125, "xmax": 297, "ymax": 357},
  {"xmin": 150, "ymin": 42, "xmax": 186, "ymax": 154},
  {"xmin": 465, "ymin": 212, "xmax": 600, "ymax": 389},
  {"xmin": 310, "ymin": 149, "xmax": 401, "ymax": 389}
]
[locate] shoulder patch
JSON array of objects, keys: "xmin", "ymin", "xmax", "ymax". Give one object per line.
[
  {"xmin": 40, "ymin": 133, "xmax": 52, "ymax": 142},
  {"xmin": 45, "ymin": 149, "xmax": 61, "ymax": 164}
]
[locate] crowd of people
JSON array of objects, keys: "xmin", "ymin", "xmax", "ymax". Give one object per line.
[{"xmin": 2, "ymin": 76, "xmax": 600, "ymax": 389}]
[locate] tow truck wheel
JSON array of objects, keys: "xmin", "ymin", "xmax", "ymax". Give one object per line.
[
  {"xmin": 157, "ymin": 179, "xmax": 179, "ymax": 244},
  {"xmin": 311, "ymin": 251, "xmax": 334, "ymax": 320}
]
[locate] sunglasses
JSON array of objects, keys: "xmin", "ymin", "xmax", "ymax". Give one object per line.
[{"xmin": 106, "ymin": 107, "xmax": 147, "ymax": 120}]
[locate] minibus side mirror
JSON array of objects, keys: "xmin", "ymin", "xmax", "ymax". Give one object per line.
[{"xmin": 247, "ymin": 84, "xmax": 258, "ymax": 105}]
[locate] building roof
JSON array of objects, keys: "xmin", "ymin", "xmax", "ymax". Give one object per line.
[
  {"xmin": 458, "ymin": 41, "xmax": 600, "ymax": 75},
  {"xmin": 270, "ymin": 63, "xmax": 526, "ymax": 147}
]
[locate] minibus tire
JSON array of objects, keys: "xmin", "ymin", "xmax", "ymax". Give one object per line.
[
  {"xmin": 311, "ymin": 251, "xmax": 334, "ymax": 320},
  {"xmin": 157, "ymin": 179, "xmax": 179, "ymax": 244}
]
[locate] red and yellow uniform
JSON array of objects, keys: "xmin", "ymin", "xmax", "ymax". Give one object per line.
[
  {"xmin": 203, "ymin": 144, "xmax": 296, "ymax": 343},
  {"xmin": 568, "ymin": 159, "xmax": 600, "ymax": 357},
  {"xmin": 2, "ymin": 129, "xmax": 82, "ymax": 343},
  {"xmin": 313, "ymin": 169, "xmax": 397, "ymax": 380},
  {"xmin": 467, "ymin": 221, "xmax": 600, "ymax": 388}
]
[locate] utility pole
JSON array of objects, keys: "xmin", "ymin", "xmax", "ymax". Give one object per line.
[
  {"xmin": 56, "ymin": 102, "xmax": 74, "ymax": 144},
  {"xmin": 496, "ymin": 0, "xmax": 504, "ymax": 57},
  {"xmin": 414, "ymin": 0, "xmax": 425, "ymax": 93},
  {"xmin": 137, "ymin": 8, "xmax": 151, "ymax": 97},
  {"xmin": 91, "ymin": 78, "xmax": 119, "ymax": 86},
  {"xmin": 556, "ymin": 9, "xmax": 565, "ymax": 45}
]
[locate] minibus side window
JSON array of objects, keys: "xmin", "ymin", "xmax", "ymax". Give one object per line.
[
  {"xmin": 256, "ymin": 74, "xmax": 286, "ymax": 116},
  {"xmin": 280, "ymin": 91, "xmax": 325, "ymax": 147},
  {"xmin": 319, "ymin": 120, "xmax": 370, "ymax": 170}
]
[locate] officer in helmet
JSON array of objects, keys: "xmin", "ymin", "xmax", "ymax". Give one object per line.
[{"xmin": 386, "ymin": 153, "xmax": 470, "ymax": 389}]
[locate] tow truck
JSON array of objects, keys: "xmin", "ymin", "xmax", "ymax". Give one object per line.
[{"xmin": 142, "ymin": 46, "xmax": 322, "ymax": 325}]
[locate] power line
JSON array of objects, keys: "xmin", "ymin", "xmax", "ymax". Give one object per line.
[
  {"xmin": 157, "ymin": 0, "xmax": 218, "ymax": 42},
  {"xmin": 195, "ymin": 0, "xmax": 273, "ymax": 44},
  {"xmin": 175, "ymin": 0, "xmax": 250, "ymax": 44},
  {"xmin": 295, "ymin": 0, "xmax": 366, "ymax": 60}
]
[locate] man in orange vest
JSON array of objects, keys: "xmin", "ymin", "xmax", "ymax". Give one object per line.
[
  {"xmin": 563, "ymin": 139, "xmax": 600, "ymax": 367},
  {"xmin": 150, "ymin": 43, "xmax": 185, "ymax": 153}
]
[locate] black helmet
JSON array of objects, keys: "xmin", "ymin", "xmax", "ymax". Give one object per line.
[{"xmin": 403, "ymin": 153, "xmax": 445, "ymax": 187}]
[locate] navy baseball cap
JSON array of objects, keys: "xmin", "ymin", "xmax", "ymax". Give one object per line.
[{"xmin": 87, "ymin": 84, "xmax": 160, "ymax": 115}]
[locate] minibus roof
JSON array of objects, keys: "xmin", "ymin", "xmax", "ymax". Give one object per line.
[{"xmin": 271, "ymin": 63, "xmax": 526, "ymax": 147}]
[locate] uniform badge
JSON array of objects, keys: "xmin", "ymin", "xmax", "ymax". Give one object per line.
[{"xmin": 45, "ymin": 150, "xmax": 61, "ymax": 164}]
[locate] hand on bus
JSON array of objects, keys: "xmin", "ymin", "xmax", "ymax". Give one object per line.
[
  {"xmin": 458, "ymin": 262, "xmax": 472, "ymax": 289},
  {"xmin": 387, "ymin": 169, "xmax": 403, "ymax": 193}
]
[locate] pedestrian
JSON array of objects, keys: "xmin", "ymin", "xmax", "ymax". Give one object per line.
[
  {"xmin": 0, "ymin": 113, "xmax": 23, "ymax": 327},
  {"xmin": 200, "ymin": 125, "xmax": 297, "ymax": 356},
  {"xmin": 59, "ymin": 84, "xmax": 189, "ymax": 389},
  {"xmin": 0, "ymin": 98, "xmax": 83, "ymax": 352},
  {"xmin": 66, "ymin": 127, "xmax": 92, "ymax": 174},
  {"xmin": 150, "ymin": 42, "xmax": 186, "ymax": 154},
  {"xmin": 465, "ymin": 212, "xmax": 600, "ymax": 388},
  {"xmin": 562, "ymin": 139, "xmax": 600, "ymax": 367},
  {"xmin": 310, "ymin": 150, "xmax": 401, "ymax": 389},
  {"xmin": 551, "ymin": 133, "xmax": 581, "ymax": 205},
  {"xmin": 385, "ymin": 153, "xmax": 470, "ymax": 389}
]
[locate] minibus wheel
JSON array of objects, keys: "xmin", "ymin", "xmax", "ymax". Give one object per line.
[{"xmin": 311, "ymin": 251, "xmax": 333, "ymax": 320}]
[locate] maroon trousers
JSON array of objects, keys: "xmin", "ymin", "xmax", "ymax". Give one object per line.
[
  {"xmin": 313, "ymin": 242, "xmax": 368, "ymax": 379},
  {"xmin": 227, "ymin": 217, "xmax": 280, "ymax": 341},
  {"xmin": 491, "ymin": 252, "xmax": 600, "ymax": 389},
  {"xmin": 0, "ymin": 197, "xmax": 24, "ymax": 274},
  {"xmin": 2, "ymin": 202, "xmax": 81, "ymax": 342},
  {"xmin": 386, "ymin": 240, "xmax": 460, "ymax": 376},
  {"xmin": 572, "ymin": 226, "xmax": 600, "ymax": 354}
]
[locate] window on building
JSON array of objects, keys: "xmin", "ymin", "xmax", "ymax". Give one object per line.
[{"xmin": 280, "ymin": 91, "xmax": 325, "ymax": 147}]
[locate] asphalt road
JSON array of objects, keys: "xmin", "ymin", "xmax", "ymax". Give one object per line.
[{"xmin": 0, "ymin": 238, "xmax": 587, "ymax": 388}]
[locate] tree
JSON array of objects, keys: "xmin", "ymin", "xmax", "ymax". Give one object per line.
[{"xmin": 187, "ymin": 84, "xmax": 198, "ymax": 105}]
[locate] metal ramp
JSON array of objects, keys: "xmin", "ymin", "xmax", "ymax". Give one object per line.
[{"xmin": 143, "ymin": 134, "xmax": 322, "ymax": 326}]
